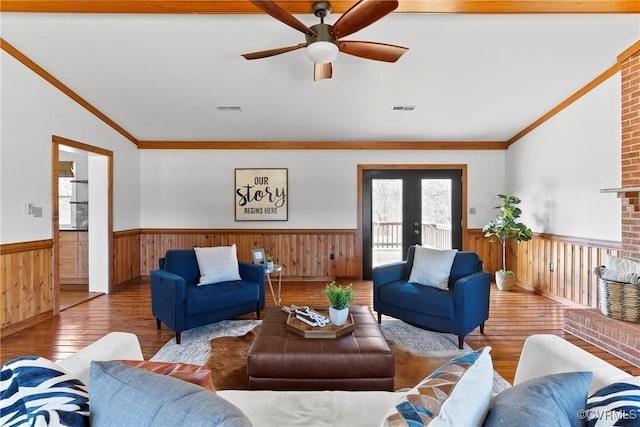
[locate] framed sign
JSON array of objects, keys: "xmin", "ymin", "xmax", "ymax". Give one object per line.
[
  {"xmin": 235, "ymin": 168, "xmax": 288, "ymax": 221},
  {"xmin": 251, "ymin": 248, "xmax": 266, "ymax": 264}
]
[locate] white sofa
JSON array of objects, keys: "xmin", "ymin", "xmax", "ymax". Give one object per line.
[{"xmin": 56, "ymin": 331, "xmax": 633, "ymax": 427}]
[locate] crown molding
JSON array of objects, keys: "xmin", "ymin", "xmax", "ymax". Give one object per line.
[
  {"xmin": 507, "ymin": 61, "xmax": 621, "ymax": 146},
  {"xmin": 0, "ymin": 38, "xmax": 139, "ymax": 145},
  {"xmin": 618, "ymin": 40, "xmax": 640, "ymax": 63},
  {"xmin": 135, "ymin": 140, "xmax": 509, "ymax": 150}
]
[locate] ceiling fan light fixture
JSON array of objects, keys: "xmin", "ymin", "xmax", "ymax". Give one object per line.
[
  {"xmin": 306, "ymin": 41, "xmax": 338, "ymax": 64},
  {"xmin": 242, "ymin": 0, "xmax": 406, "ymax": 80}
]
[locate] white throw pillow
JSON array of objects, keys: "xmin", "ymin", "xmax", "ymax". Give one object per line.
[
  {"xmin": 381, "ymin": 346, "xmax": 494, "ymax": 427},
  {"xmin": 409, "ymin": 246, "xmax": 458, "ymax": 290},
  {"xmin": 194, "ymin": 245, "xmax": 241, "ymax": 285}
]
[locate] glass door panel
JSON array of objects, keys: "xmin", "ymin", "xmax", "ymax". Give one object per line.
[
  {"xmin": 372, "ymin": 179, "xmax": 403, "ymax": 268},
  {"xmin": 421, "ymin": 179, "xmax": 452, "ymax": 249},
  {"xmin": 362, "ymin": 169, "xmax": 462, "ymax": 280}
]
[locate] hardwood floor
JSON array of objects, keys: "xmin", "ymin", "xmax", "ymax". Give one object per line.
[
  {"xmin": 59, "ymin": 284, "xmax": 103, "ymax": 311},
  {"xmin": 2, "ymin": 279, "xmax": 639, "ymax": 384}
]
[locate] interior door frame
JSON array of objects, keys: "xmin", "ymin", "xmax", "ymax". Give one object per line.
[
  {"xmin": 52, "ymin": 135, "xmax": 114, "ymax": 314},
  {"xmin": 356, "ymin": 164, "xmax": 468, "ymax": 280}
]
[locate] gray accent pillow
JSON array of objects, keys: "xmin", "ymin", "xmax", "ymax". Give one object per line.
[
  {"xmin": 483, "ymin": 371, "xmax": 593, "ymax": 427},
  {"xmin": 89, "ymin": 361, "xmax": 252, "ymax": 427}
]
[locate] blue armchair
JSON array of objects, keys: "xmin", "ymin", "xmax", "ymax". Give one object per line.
[
  {"xmin": 151, "ymin": 249, "xmax": 266, "ymax": 344},
  {"xmin": 373, "ymin": 246, "xmax": 490, "ymax": 349}
]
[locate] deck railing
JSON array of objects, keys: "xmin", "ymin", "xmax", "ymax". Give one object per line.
[
  {"xmin": 372, "ymin": 221, "xmax": 402, "ymax": 248},
  {"xmin": 373, "ymin": 221, "xmax": 451, "ymax": 250}
]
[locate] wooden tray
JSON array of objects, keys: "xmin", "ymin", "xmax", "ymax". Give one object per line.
[{"xmin": 285, "ymin": 309, "xmax": 355, "ymax": 339}]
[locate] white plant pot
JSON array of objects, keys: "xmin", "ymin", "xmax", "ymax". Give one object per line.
[
  {"xmin": 329, "ymin": 306, "xmax": 349, "ymax": 326},
  {"xmin": 266, "ymin": 261, "xmax": 274, "ymax": 270},
  {"xmin": 495, "ymin": 272, "xmax": 517, "ymax": 291}
]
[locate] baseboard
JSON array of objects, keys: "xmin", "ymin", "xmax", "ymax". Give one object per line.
[
  {"xmin": 0, "ymin": 310, "xmax": 53, "ymax": 338},
  {"xmin": 114, "ymin": 276, "xmax": 143, "ymax": 291}
]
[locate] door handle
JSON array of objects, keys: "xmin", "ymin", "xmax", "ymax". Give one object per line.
[{"xmin": 414, "ymin": 229, "xmax": 420, "ymax": 235}]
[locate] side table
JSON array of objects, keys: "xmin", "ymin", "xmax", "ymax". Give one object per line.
[{"xmin": 265, "ymin": 264, "xmax": 283, "ymax": 305}]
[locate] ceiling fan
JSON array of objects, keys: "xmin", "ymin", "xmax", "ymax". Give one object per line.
[{"xmin": 242, "ymin": 0, "xmax": 409, "ymax": 81}]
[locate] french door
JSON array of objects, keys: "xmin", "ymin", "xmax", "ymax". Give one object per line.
[{"xmin": 362, "ymin": 169, "xmax": 463, "ymax": 280}]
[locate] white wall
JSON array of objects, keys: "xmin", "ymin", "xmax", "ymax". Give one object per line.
[
  {"xmin": 88, "ymin": 154, "xmax": 109, "ymax": 293},
  {"xmin": 140, "ymin": 149, "xmax": 506, "ymax": 229},
  {"xmin": 0, "ymin": 50, "xmax": 141, "ymax": 244},
  {"xmin": 506, "ymin": 74, "xmax": 622, "ymax": 241}
]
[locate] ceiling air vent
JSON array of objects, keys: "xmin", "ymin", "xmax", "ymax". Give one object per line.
[
  {"xmin": 216, "ymin": 106, "xmax": 243, "ymax": 111},
  {"xmin": 391, "ymin": 105, "xmax": 416, "ymax": 111}
]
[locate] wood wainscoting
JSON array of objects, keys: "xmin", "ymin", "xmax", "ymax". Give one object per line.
[
  {"xmin": 513, "ymin": 234, "xmax": 621, "ymax": 308},
  {"xmin": 0, "ymin": 240, "xmax": 53, "ymax": 337},
  {"xmin": 467, "ymin": 228, "xmax": 502, "ymax": 275},
  {"xmin": 113, "ymin": 230, "xmax": 141, "ymax": 286},
  {"xmin": 2, "ymin": 229, "xmax": 622, "ymax": 336},
  {"xmin": 139, "ymin": 228, "xmax": 359, "ymax": 279},
  {"xmin": 467, "ymin": 229, "xmax": 620, "ymax": 309}
]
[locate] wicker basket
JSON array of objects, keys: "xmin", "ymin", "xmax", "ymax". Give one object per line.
[{"xmin": 597, "ymin": 276, "xmax": 640, "ymax": 323}]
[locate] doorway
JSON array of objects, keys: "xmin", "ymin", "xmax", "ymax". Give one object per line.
[
  {"xmin": 360, "ymin": 166, "xmax": 465, "ymax": 280},
  {"xmin": 53, "ymin": 136, "xmax": 113, "ymax": 313}
]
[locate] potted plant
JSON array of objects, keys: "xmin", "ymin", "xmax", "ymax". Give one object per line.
[
  {"xmin": 482, "ymin": 194, "xmax": 533, "ymax": 290},
  {"xmin": 265, "ymin": 255, "xmax": 274, "ymax": 270},
  {"xmin": 324, "ymin": 281, "xmax": 356, "ymax": 326}
]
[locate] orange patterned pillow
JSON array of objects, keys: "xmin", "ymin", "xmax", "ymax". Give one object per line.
[{"xmin": 115, "ymin": 360, "xmax": 216, "ymax": 392}]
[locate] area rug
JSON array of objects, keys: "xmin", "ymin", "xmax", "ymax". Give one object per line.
[
  {"xmin": 150, "ymin": 319, "xmax": 261, "ymax": 365},
  {"xmin": 151, "ymin": 319, "xmax": 511, "ymax": 394},
  {"xmin": 379, "ymin": 319, "xmax": 496, "ymax": 391}
]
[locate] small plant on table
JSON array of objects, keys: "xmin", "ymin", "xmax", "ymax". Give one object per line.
[{"xmin": 324, "ymin": 282, "xmax": 356, "ymax": 326}]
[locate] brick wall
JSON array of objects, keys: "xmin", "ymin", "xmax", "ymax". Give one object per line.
[
  {"xmin": 565, "ymin": 308, "xmax": 640, "ymax": 367},
  {"xmin": 621, "ymin": 44, "xmax": 640, "ymax": 260}
]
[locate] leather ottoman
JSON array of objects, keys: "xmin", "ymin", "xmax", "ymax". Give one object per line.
[{"xmin": 247, "ymin": 305, "xmax": 394, "ymax": 391}]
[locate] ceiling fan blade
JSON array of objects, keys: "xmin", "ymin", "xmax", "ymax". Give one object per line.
[
  {"xmin": 242, "ymin": 43, "xmax": 306, "ymax": 60},
  {"xmin": 314, "ymin": 62, "xmax": 333, "ymax": 81},
  {"xmin": 338, "ymin": 40, "xmax": 408, "ymax": 62},
  {"xmin": 331, "ymin": 0, "xmax": 398, "ymax": 38},
  {"xmin": 249, "ymin": 0, "xmax": 316, "ymax": 36}
]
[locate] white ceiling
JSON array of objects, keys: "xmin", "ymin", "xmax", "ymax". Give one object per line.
[{"xmin": 1, "ymin": 10, "xmax": 638, "ymax": 143}]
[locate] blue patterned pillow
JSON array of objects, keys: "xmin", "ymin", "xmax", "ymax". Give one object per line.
[
  {"xmin": 586, "ymin": 378, "xmax": 640, "ymax": 426},
  {"xmin": 0, "ymin": 356, "xmax": 89, "ymax": 427},
  {"xmin": 382, "ymin": 346, "xmax": 493, "ymax": 426}
]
